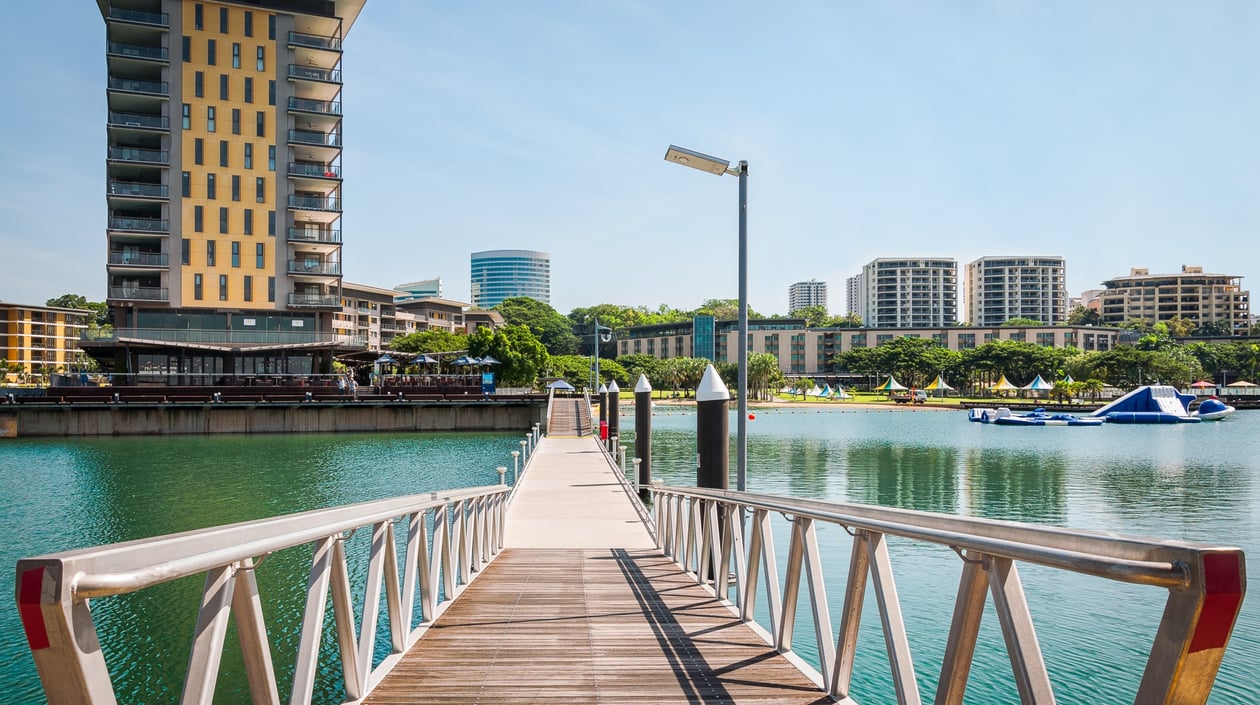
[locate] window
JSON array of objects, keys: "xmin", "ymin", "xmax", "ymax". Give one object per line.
[
  {"xmin": 243, "ymin": 77, "xmax": 253, "ymax": 103},
  {"xmin": 268, "ymin": 80, "xmax": 275, "ymax": 105},
  {"xmin": 219, "ymin": 275, "xmax": 228, "ymax": 301},
  {"xmin": 193, "ymin": 138, "xmax": 203, "ymax": 165},
  {"xmin": 219, "ymin": 74, "xmax": 228, "ymax": 100},
  {"xmin": 194, "ymin": 273, "xmax": 203, "ymax": 300},
  {"xmin": 219, "ymin": 140, "xmax": 228, "ymax": 167},
  {"xmin": 268, "ymin": 15, "xmax": 275, "ymax": 40},
  {"xmin": 181, "ymin": 103, "xmax": 190, "ymax": 130},
  {"xmin": 231, "ymin": 175, "xmax": 240, "ymax": 201},
  {"xmin": 243, "ymin": 276, "xmax": 253, "ymax": 302},
  {"xmin": 181, "ymin": 171, "xmax": 191, "ymax": 197},
  {"xmin": 207, "ymin": 39, "xmax": 216, "ymax": 65},
  {"xmin": 243, "ymin": 143, "xmax": 253, "ymax": 169},
  {"xmin": 255, "ymin": 243, "xmax": 265, "ymax": 268},
  {"xmin": 219, "ymin": 207, "xmax": 229, "ymax": 233},
  {"xmin": 231, "ymin": 108, "xmax": 240, "ymax": 135},
  {"xmin": 194, "ymin": 4, "xmax": 203, "ymax": 30},
  {"xmin": 194, "ymin": 71, "xmax": 203, "ymax": 97},
  {"xmin": 206, "ymin": 173, "xmax": 216, "ymax": 199},
  {"xmin": 194, "ymin": 205, "xmax": 204, "ymax": 232},
  {"xmin": 181, "ymin": 36, "xmax": 191, "ymax": 62},
  {"xmin": 219, "ymin": 7, "xmax": 228, "ymax": 33},
  {"xmin": 244, "ymin": 11, "xmax": 253, "ymax": 37},
  {"xmin": 231, "ymin": 241, "xmax": 241, "ymax": 267},
  {"xmin": 268, "ymin": 211, "xmax": 275, "ymax": 236},
  {"xmin": 206, "ymin": 106, "xmax": 216, "ymax": 132},
  {"xmin": 267, "ymin": 276, "xmax": 275, "ymax": 303},
  {"xmin": 244, "ymin": 209, "xmax": 253, "ymax": 235},
  {"xmin": 232, "ymin": 43, "xmax": 240, "ymax": 69},
  {"xmin": 267, "ymin": 146, "xmax": 275, "ymax": 170},
  {"xmin": 206, "ymin": 240, "xmax": 216, "ymax": 266},
  {"xmin": 256, "ymin": 46, "xmax": 265, "ymax": 71},
  {"xmin": 181, "ymin": 238, "xmax": 190, "ymax": 265},
  {"xmin": 255, "ymin": 111, "xmax": 265, "ymax": 137},
  {"xmin": 255, "ymin": 177, "xmax": 265, "ymax": 202}
]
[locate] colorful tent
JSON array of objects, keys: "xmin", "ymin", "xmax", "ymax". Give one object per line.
[
  {"xmin": 876, "ymin": 376, "xmax": 908, "ymax": 391},
  {"xmin": 834, "ymin": 386, "xmax": 853, "ymax": 400},
  {"xmin": 1059, "ymin": 374, "xmax": 1075, "ymax": 385},
  {"xmin": 924, "ymin": 375, "xmax": 953, "ymax": 391},
  {"xmin": 817, "ymin": 384, "xmax": 832, "ymax": 397},
  {"xmin": 1022, "ymin": 375, "xmax": 1054, "ymax": 391},
  {"xmin": 991, "ymin": 375, "xmax": 1020, "ymax": 391}
]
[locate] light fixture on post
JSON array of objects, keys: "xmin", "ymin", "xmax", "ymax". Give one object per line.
[
  {"xmin": 590, "ymin": 317, "xmax": 613, "ymax": 392},
  {"xmin": 663, "ymin": 144, "xmax": 749, "ymax": 493}
]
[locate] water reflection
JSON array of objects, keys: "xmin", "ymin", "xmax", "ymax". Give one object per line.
[
  {"xmin": 1094, "ymin": 461, "xmax": 1249, "ymax": 519},
  {"xmin": 845, "ymin": 442, "xmax": 958, "ymax": 513},
  {"xmin": 962, "ymin": 449, "xmax": 1067, "ymax": 524}
]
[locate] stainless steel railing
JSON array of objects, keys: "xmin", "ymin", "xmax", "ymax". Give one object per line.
[{"xmin": 648, "ymin": 484, "xmax": 1246, "ymax": 705}]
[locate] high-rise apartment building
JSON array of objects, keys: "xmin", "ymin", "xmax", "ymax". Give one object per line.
[
  {"xmin": 1100, "ymin": 266, "xmax": 1250, "ymax": 334},
  {"xmin": 93, "ymin": 1, "xmax": 365, "ymax": 374},
  {"xmin": 470, "ymin": 250, "xmax": 551, "ymax": 308},
  {"xmin": 964, "ymin": 256, "xmax": 1067, "ymax": 326},
  {"xmin": 860, "ymin": 258, "xmax": 957, "ymax": 328},
  {"xmin": 845, "ymin": 275, "xmax": 862, "ymax": 317},
  {"xmin": 788, "ymin": 280, "xmax": 827, "ymax": 314}
]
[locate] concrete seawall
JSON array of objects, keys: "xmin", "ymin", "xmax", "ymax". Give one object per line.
[{"xmin": 4, "ymin": 400, "xmax": 547, "ymax": 437}]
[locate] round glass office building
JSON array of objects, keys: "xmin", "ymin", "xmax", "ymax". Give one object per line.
[{"xmin": 469, "ymin": 250, "xmax": 551, "ymax": 308}]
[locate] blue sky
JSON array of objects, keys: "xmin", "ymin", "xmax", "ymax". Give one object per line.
[{"xmin": 2, "ymin": 1, "xmax": 1257, "ymax": 317}]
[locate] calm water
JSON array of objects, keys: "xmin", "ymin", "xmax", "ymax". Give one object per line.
[{"xmin": 1, "ymin": 412, "xmax": 1256, "ymax": 703}]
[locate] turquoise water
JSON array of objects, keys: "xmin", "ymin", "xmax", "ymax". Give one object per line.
[{"xmin": 621, "ymin": 407, "xmax": 1259, "ymax": 704}]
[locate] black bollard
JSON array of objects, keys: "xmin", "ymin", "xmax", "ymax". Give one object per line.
[
  {"xmin": 634, "ymin": 374, "xmax": 652, "ymax": 497},
  {"xmin": 695, "ymin": 364, "xmax": 729, "ymax": 491},
  {"xmin": 607, "ymin": 379, "xmax": 620, "ymax": 452},
  {"xmin": 598, "ymin": 383, "xmax": 608, "ymax": 443}
]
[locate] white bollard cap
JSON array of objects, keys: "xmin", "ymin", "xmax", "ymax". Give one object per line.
[
  {"xmin": 598, "ymin": 383, "xmax": 607, "ymax": 393},
  {"xmin": 634, "ymin": 373, "xmax": 652, "ymax": 393},
  {"xmin": 696, "ymin": 364, "xmax": 730, "ymax": 402},
  {"xmin": 607, "ymin": 380, "xmax": 620, "ymax": 394}
]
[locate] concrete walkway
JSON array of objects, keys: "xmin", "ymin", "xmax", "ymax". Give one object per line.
[{"xmin": 505, "ymin": 436, "xmax": 655, "ymax": 549}]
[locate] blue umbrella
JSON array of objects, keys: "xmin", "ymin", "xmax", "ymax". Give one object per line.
[
  {"xmin": 478, "ymin": 355, "xmax": 501, "ymax": 366},
  {"xmin": 412, "ymin": 354, "xmax": 439, "ymax": 365},
  {"xmin": 546, "ymin": 380, "xmax": 575, "ymax": 390},
  {"xmin": 375, "ymin": 354, "xmax": 397, "ymax": 365}
]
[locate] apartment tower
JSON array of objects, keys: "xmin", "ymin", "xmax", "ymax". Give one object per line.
[
  {"xmin": 860, "ymin": 258, "xmax": 957, "ymax": 328},
  {"xmin": 97, "ymin": 0, "xmax": 365, "ymax": 374},
  {"xmin": 964, "ymin": 256, "xmax": 1067, "ymax": 326},
  {"xmin": 788, "ymin": 280, "xmax": 828, "ymax": 314},
  {"xmin": 470, "ymin": 250, "xmax": 551, "ymax": 308}
]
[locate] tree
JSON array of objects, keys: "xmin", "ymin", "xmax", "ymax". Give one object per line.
[
  {"xmin": 496, "ymin": 297, "xmax": 579, "ymax": 355},
  {"xmin": 747, "ymin": 352, "xmax": 784, "ymax": 401},
  {"xmin": 1066, "ymin": 306, "xmax": 1102, "ymax": 326},
  {"xmin": 1192, "ymin": 320, "xmax": 1234, "ymax": 338},
  {"xmin": 660, "ymin": 357, "xmax": 708, "ymax": 397},
  {"xmin": 830, "ymin": 312, "xmax": 863, "ymax": 328},
  {"xmin": 1002, "ymin": 317, "xmax": 1043, "ymax": 326},
  {"xmin": 616, "ymin": 354, "xmax": 663, "ymax": 387},
  {"xmin": 46, "ymin": 294, "xmax": 110, "ymax": 327},
  {"xmin": 790, "ymin": 305, "xmax": 830, "ymax": 328},
  {"xmin": 389, "ymin": 329, "xmax": 467, "ymax": 354},
  {"xmin": 694, "ymin": 299, "xmax": 762, "ymax": 321},
  {"xmin": 1164, "ymin": 316, "xmax": 1197, "ymax": 338},
  {"xmin": 467, "ymin": 324, "xmax": 549, "ymax": 387}
]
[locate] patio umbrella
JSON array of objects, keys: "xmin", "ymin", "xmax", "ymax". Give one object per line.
[
  {"xmin": 375, "ymin": 354, "xmax": 397, "ymax": 365},
  {"xmin": 875, "ymin": 376, "xmax": 907, "ymax": 391},
  {"xmin": 452, "ymin": 355, "xmax": 477, "ymax": 366},
  {"xmin": 1226, "ymin": 380, "xmax": 1257, "ymax": 387},
  {"xmin": 546, "ymin": 380, "xmax": 575, "ymax": 390},
  {"xmin": 1189, "ymin": 380, "xmax": 1215, "ymax": 388},
  {"xmin": 478, "ymin": 355, "xmax": 502, "ymax": 366}
]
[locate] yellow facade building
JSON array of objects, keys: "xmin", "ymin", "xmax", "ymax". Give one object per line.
[{"xmin": 0, "ymin": 303, "xmax": 91, "ymax": 382}]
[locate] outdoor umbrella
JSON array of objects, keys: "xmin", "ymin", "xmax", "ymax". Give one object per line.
[
  {"xmin": 546, "ymin": 380, "xmax": 576, "ymax": 390},
  {"xmin": 1226, "ymin": 380, "xmax": 1257, "ymax": 387},
  {"xmin": 1189, "ymin": 380, "xmax": 1215, "ymax": 388},
  {"xmin": 375, "ymin": 354, "xmax": 397, "ymax": 365},
  {"xmin": 478, "ymin": 355, "xmax": 502, "ymax": 366},
  {"xmin": 452, "ymin": 355, "xmax": 477, "ymax": 366},
  {"xmin": 412, "ymin": 354, "xmax": 439, "ymax": 365},
  {"xmin": 875, "ymin": 376, "xmax": 908, "ymax": 391}
]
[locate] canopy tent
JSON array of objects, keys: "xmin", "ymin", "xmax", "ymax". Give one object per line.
[
  {"xmin": 991, "ymin": 375, "xmax": 1020, "ymax": 391},
  {"xmin": 1059, "ymin": 374, "xmax": 1075, "ymax": 385},
  {"xmin": 834, "ymin": 386, "xmax": 853, "ymax": 400},
  {"xmin": 818, "ymin": 384, "xmax": 832, "ymax": 397},
  {"xmin": 808, "ymin": 385, "xmax": 824, "ymax": 397},
  {"xmin": 876, "ymin": 376, "xmax": 908, "ymax": 391},
  {"xmin": 1022, "ymin": 374, "xmax": 1054, "ymax": 391},
  {"xmin": 546, "ymin": 380, "xmax": 575, "ymax": 390},
  {"xmin": 1189, "ymin": 380, "xmax": 1215, "ymax": 388},
  {"xmin": 924, "ymin": 375, "xmax": 953, "ymax": 391}
]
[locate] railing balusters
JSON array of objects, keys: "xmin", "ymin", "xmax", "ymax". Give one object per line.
[
  {"xmin": 435, "ymin": 504, "xmax": 455, "ymax": 604},
  {"xmin": 867, "ymin": 531, "xmax": 922, "ymax": 705},
  {"xmin": 778, "ymin": 517, "xmax": 807, "ymax": 653},
  {"xmin": 986, "ymin": 557, "xmax": 1055, "ymax": 705},
  {"xmin": 290, "ymin": 537, "xmax": 335, "ymax": 705},
  {"xmin": 382, "ymin": 525, "xmax": 405, "ymax": 653},
  {"xmin": 799, "ymin": 519, "xmax": 836, "ymax": 691},
  {"xmin": 401, "ymin": 513, "xmax": 422, "ymax": 640},
  {"xmin": 180, "ymin": 564, "xmax": 237, "ymax": 705},
  {"xmin": 329, "ymin": 539, "xmax": 361, "ymax": 700},
  {"xmin": 232, "ymin": 558, "xmax": 281, "ymax": 705},
  {"xmin": 934, "ymin": 554, "xmax": 988, "ymax": 705},
  {"xmin": 831, "ymin": 530, "xmax": 871, "ymax": 700}
]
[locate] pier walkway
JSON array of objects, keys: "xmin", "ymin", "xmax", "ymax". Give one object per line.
[{"xmin": 364, "ymin": 436, "xmax": 826, "ymax": 704}]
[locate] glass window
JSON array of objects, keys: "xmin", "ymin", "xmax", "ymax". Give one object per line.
[
  {"xmin": 231, "ymin": 241, "xmax": 241, "ymax": 267},
  {"xmin": 194, "ymin": 4, "xmax": 203, "ymax": 30},
  {"xmin": 219, "ymin": 140, "xmax": 228, "ymax": 167},
  {"xmin": 206, "ymin": 173, "xmax": 216, "ymax": 199},
  {"xmin": 231, "ymin": 175, "xmax": 240, "ymax": 201},
  {"xmin": 256, "ymin": 46, "xmax": 265, "ymax": 71},
  {"xmin": 181, "ymin": 171, "xmax": 190, "ymax": 197},
  {"xmin": 268, "ymin": 80, "xmax": 275, "ymax": 106},
  {"xmin": 181, "ymin": 238, "xmax": 190, "ymax": 265},
  {"xmin": 206, "ymin": 106, "xmax": 215, "ymax": 132},
  {"xmin": 219, "ymin": 275, "xmax": 228, "ymax": 301},
  {"xmin": 244, "ymin": 11, "xmax": 253, "ymax": 37},
  {"xmin": 255, "ymin": 177, "xmax": 265, "ymax": 202},
  {"xmin": 219, "ymin": 207, "xmax": 229, "ymax": 233},
  {"xmin": 194, "ymin": 71, "xmax": 203, "ymax": 97},
  {"xmin": 194, "ymin": 273, "xmax": 203, "ymax": 300},
  {"xmin": 194, "ymin": 205, "xmax": 203, "ymax": 232},
  {"xmin": 181, "ymin": 36, "xmax": 191, "ymax": 62},
  {"xmin": 181, "ymin": 103, "xmax": 190, "ymax": 129},
  {"xmin": 231, "ymin": 108, "xmax": 240, "ymax": 135},
  {"xmin": 219, "ymin": 73, "xmax": 228, "ymax": 100},
  {"xmin": 267, "ymin": 145, "xmax": 275, "ymax": 170},
  {"xmin": 244, "ymin": 209, "xmax": 253, "ymax": 235},
  {"xmin": 267, "ymin": 211, "xmax": 275, "ymax": 236},
  {"xmin": 268, "ymin": 15, "xmax": 275, "ymax": 40},
  {"xmin": 243, "ymin": 143, "xmax": 253, "ymax": 169},
  {"xmin": 195, "ymin": 135, "xmax": 207, "ymax": 162},
  {"xmin": 256, "ymin": 111, "xmax": 265, "ymax": 137},
  {"xmin": 232, "ymin": 43, "xmax": 240, "ymax": 69},
  {"xmin": 255, "ymin": 243, "xmax": 265, "ymax": 268},
  {"xmin": 268, "ymin": 276, "xmax": 275, "ymax": 303},
  {"xmin": 207, "ymin": 39, "xmax": 216, "ymax": 66},
  {"xmin": 244, "ymin": 77, "xmax": 253, "ymax": 104},
  {"xmin": 243, "ymin": 275, "xmax": 253, "ymax": 302},
  {"xmin": 219, "ymin": 7, "xmax": 228, "ymax": 33},
  {"xmin": 206, "ymin": 239, "xmax": 215, "ymax": 265}
]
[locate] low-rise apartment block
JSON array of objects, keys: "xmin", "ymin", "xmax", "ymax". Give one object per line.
[
  {"xmin": 1099, "ymin": 266, "xmax": 1250, "ymax": 334},
  {"xmin": 1, "ymin": 302, "xmax": 92, "ymax": 380}
]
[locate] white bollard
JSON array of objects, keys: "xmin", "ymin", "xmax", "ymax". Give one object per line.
[
  {"xmin": 511, "ymin": 450, "xmax": 520, "ymax": 484},
  {"xmin": 632, "ymin": 458, "xmax": 642, "ymax": 494},
  {"xmin": 497, "ymin": 466, "xmax": 507, "ymax": 486}
]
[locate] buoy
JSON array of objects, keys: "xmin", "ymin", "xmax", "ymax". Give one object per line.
[{"xmin": 748, "ymin": 413, "xmax": 755, "ymax": 420}]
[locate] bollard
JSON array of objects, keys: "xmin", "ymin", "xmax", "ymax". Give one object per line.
[
  {"xmin": 696, "ymin": 364, "xmax": 730, "ymax": 491},
  {"xmin": 634, "ymin": 374, "xmax": 653, "ymax": 497},
  {"xmin": 620, "ymin": 445, "xmax": 628, "ymax": 475},
  {"xmin": 598, "ymin": 383, "xmax": 608, "ymax": 441},
  {"xmin": 607, "ymin": 380, "xmax": 620, "ymax": 451},
  {"xmin": 610, "ymin": 434, "xmax": 618, "ymax": 461},
  {"xmin": 511, "ymin": 450, "xmax": 520, "ymax": 485},
  {"xmin": 519, "ymin": 439, "xmax": 527, "ymax": 469},
  {"xmin": 633, "ymin": 458, "xmax": 642, "ymax": 494},
  {"xmin": 497, "ymin": 466, "xmax": 507, "ymax": 485}
]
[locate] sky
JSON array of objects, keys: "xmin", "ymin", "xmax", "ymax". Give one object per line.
[{"xmin": 1, "ymin": 1, "xmax": 1258, "ymax": 317}]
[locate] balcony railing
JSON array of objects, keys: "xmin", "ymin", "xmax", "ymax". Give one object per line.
[
  {"xmin": 288, "ymin": 31, "xmax": 342, "ymax": 51},
  {"xmin": 287, "ymin": 228, "xmax": 342, "ymax": 244},
  {"xmin": 288, "ymin": 194, "xmax": 341, "ymax": 212},
  {"xmin": 107, "ymin": 8, "xmax": 169, "ymax": 26},
  {"xmin": 108, "ymin": 217, "xmax": 168, "ymax": 233},
  {"xmin": 288, "ymin": 65, "xmax": 342, "ymax": 84},
  {"xmin": 108, "ymin": 112, "xmax": 169, "ymax": 130},
  {"xmin": 108, "ymin": 252, "xmax": 169, "ymax": 267},
  {"xmin": 108, "ymin": 286, "xmax": 169, "ymax": 302},
  {"xmin": 108, "ymin": 77, "xmax": 168, "ymax": 96},
  {"xmin": 106, "ymin": 42, "xmax": 169, "ymax": 61},
  {"xmin": 288, "ymin": 97, "xmax": 341, "ymax": 115},
  {"xmin": 288, "ymin": 261, "xmax": 342, "ymax": 276},
  {"xmin": 108, "ymin": 181, "xmax": 169, "ymax": 198},
  {"xmin": 288, "ymin": 162, "xmax": 341, "ymax": 179},
  {"xmin": 84, "ymin": 328, "xmax": 360, "ymax": 346},
  {"xmin": 288, "ymin": 129, "xmax": 341, "ymax": 148},
  {"xmin": 108, "ymin": 146, "xmax": 169, "ymax": 164},
  {"xmin": 288, "ymin": 293, "xmax": 340, "ymax": 307}
]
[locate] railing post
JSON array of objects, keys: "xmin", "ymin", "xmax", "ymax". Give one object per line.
[
  {"xmin": 497, "ymin": 466, "xmax": 507, "ymax": 486},
  {"xmin": 632, "ymin": 458, "xmax": 641, "ymax": 494},
  {"xmin": 511, "ymin": 451, "xmax": 520, "ymax": 485}
]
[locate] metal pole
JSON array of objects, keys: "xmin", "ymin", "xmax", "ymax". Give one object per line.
[
  {"xmin": 593, "ymin": 316, "xmax": 600, "ymax": 393},
  {"xmin": 736, "ymin": 160, "xmax": 749, "ymax": 492}
]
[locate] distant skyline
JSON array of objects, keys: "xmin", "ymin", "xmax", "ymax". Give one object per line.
[{"xmin": 1, "ymin": 2, "xmax": 1256, "ymax": 316}]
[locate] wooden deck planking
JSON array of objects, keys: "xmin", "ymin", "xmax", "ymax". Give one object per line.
[{"xmin": 364, "ymin": 548, "xmax": 831, "ymax": 704}]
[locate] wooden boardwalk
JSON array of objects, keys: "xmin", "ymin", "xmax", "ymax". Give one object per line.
[{"xmin": 364, "ymin": 437, "xmax": 830, "ymax": 704}]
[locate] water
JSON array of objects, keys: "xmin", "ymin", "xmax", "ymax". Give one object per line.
[{"xmin": 622, "ymin": 406, "xmax": 1259, "ymax": 704}]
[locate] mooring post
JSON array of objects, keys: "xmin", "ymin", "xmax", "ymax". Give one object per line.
[
  {"xmin": 634, "ymin": 373, "xmax": 653, "ymax": 499},
  {"xmin": 511, "ymin": 450, "xmax": 520, "ymax": 485},
  {"xmin": 696, "ymin": 364, "xmax": 729, "ymax": 491},
  {"xmin": 607, "ymin": 380, "xmax": 620, "ymax": 452},
  {"xmin": 497, "ymin": 466, "xmax": 507, "ymax": 485}
]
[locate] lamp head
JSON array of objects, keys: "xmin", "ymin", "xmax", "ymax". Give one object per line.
[{"xmin": 665, "ymin": 144, "xmax": 732, "ymax": 176}]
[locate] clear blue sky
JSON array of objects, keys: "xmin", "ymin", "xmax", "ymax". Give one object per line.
[{"xmin": 2, "ymin": 2, "xmax": 1257, "ymax": 317}]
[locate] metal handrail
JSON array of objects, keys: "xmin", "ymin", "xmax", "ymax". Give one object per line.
[{"xmin": 648, "ymin": 484, "xmax": 1246, "ymax": 705}]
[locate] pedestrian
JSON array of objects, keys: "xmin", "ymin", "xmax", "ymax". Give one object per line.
[
  {"xmin": 338, "ymin": 375, "xmax": 347, "ymax": 394},
  {"xmin": 350, "ymin": 378, "xmax": 358, "ymax": 400}
]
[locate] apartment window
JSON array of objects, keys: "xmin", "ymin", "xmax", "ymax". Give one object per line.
[
  {"xmin": 181, "ymin": 171, "xmax": 191, "ymax": 197},
  {"xmin": 207, "ymin": 39, "xmax": 216, "ymax": 65},
  {"xmin": 255, "ymin": 111, "xmax": 265, "ymax": 137},
  {"xmin": 193, "ymin": 138, "xmax": 203, "ymax": 165},
  {"xmin": 181, "ymin": 103, "xmax": 190, "ymax": 130},
  {"xmin": 219, "ymin": 74, "xmax": 228, "ymax": 100},
  {"xmin": 268, "ymin": 15, "xmax": 275, "ymax": 40},
  {"xmin": 267, "ymin": 211, "xmax": 275, "ymax": 236},
  {"xmin": 181, "ymin": 238, "xmax": 190, "ymax": 265},
  {"xmin": 231, "ymin": 241, "xmax": 241, "ymax": 267},
  {"xmin": 256, "ymin": 46, "xmax": 265, "ymax": 71},
  {"xmin": 231, "ymin": 175, "xmax": 240, "ymax": 201},
  {"xmin": 219, "ymin": 207, "xmax": 229, "ymax": 233},
  {"xmin": 219, "ymin": 275, "xmax": 228, "ymax": 301},
  {"xmin": 268, "ymin": 80, "xmax": 275, "ymax": 105},
  {"xmin": 181, "ymin": 36, "xmax": 191, "ymax": 62},
  {"xmin": 244, "ymin": 77, "xmax": 253, "ymax": 103},
  {"xmin": 243, "ymin": 275, "xmax": 253, "ymax": 302},
  {"xmin": 219, "ymin": 140, "xmax": 228, "ymax": 167},
  {"xmin": 194, "ymin": 205, "xmax": 204, "ymax": 232},
  {"xmin": 255, "ymin": 243, "xmax": 265, "ymax": 268},
  {"xmin": 267, "ymin": 276, "xmax": 275, "ymax": 303},
  {"xmin": 231, "ymin": 108, "xmax": 240, "ymax": 135},
  {"xmin": 267, "ymin": 146, "xmax": 275, "ymax": 170},
  {"xmin": 243, "ymin": 209, "xmax": 253, "ymax": 235},
  {"xmin": 244, "ymin": 11, "xmax": 253, "ymax": 37},
  {"xmin": 206, "ymin": 106, "xmax": 216, "ymax": 132},
  {"xmin": 194, "ymin": 274, "xmax": 203, "ymax": 300},
  {"xmin": 194, "ymin": 4, "xmax": 203, "ymax": 30},
  {"xmin": 255, "ymin": 177, "xmax": 265, "ymax": 202},
  {"xmin": 206, "ymin": 173, "xmax": 216, "ymax": 199},
  {"xmin": 194, "ymin": 71, "xmax": 204, "ymax": 97},
  {"xmin": 219, "ymin": 7, "xmax": 228, "ymax": 33},
  {"xmin": 232, "ymin": 43, "xmax": 241, "ymax": 69},
  {"xmin": 206, "ymin": 240, "xmax": 216, "ymax": 266},
  {"xmin": 243, "ymin": 143, "xmax": 253, "ymax": 169}
]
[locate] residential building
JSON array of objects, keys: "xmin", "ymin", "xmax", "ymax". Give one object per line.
[
  {"xmin": 788, "ymin": 280, "xmax": 827, "ymax": 314},
  {"xmin": 89, "ymin": 0, "xmax": 366, "ymax": 376},
  {"xmin": 395, "ymin": 297, "xmax": 474, "ymax": 335},
  {"xmin": 0, "ymin": 303, "xmax": 92, "ymax": 381},
  {"xmin": 470, "ymin": 250, "xmax": 550, "ymax": 308},
  {"xmin": 394, "ymin": 278, "xmax": 443, "ymax": 301},
  {"xmin": 860, "ymin": 258, "xmax": 957, "ymax": 328},
  {"xmin": 336, "ymin": 282, "xmax": 402, "ymax": 352},
  {"xmin": 1099, "ymin": 266, "xmax": 1250, "ymax": 334},
  {"xmin": 845, "ymin": 275, "xmax": 862, "ymax": 317},
  {"xmin": 964, "ymin": 256, "xmax": 1067, "ymax": 326}
]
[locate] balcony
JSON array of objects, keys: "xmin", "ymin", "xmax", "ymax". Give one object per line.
[
  {"xmin": 288, "ymin": 32, "xmax": 342, "ymax": 52},
  {"xmin": 288, "ymin": 65, "xmax": 341, "ymax": 84},
  {"xmin": 108, "ymin": 216, "xmax": 169, "ymax": 233},
  {"xmin": 107, "ymin": 8, "xmax": 169, "ymax": 27},
  {"xmin": 288, "ymin": 129, "xmax": 341, "ymax": 148},
  {"xmin": 288, "ymin": 162, "xmax": 341, "ymax": 179},
  {"xmin": 107, "ymin": 42, "xmax": 168, "ymax": 62},
  {"xmin": 288, "ymin": 293, "xmax": 340, "ymax": 308},
  {"xmin": 108, "ymin": 181, "xmax": 169, "ymax": 198},
  {"xmin": 289, "ymin": 194, "xmax": 341, "ymax": 212},
  {"xmin": 288, "ymin": 97, "xmax": 341, "ymax": 115},
  {"xmin": 288, "ymin": 260, "xmax": 342, "ymax": 276},
  {"xmin": 108, "ymin": 112, "xmax": 169, "ymax": 130},
  {"xmin": 108, "ymin": 146, "xmax": 169, "ymax": 164},
  {"xmin": 108, "ymin": 77, "xmax": 168, "ymax": 97},
  {"xmin": 108, "ymin": 251, "xmax": 169, "ymax": 267},
  {"xmin": 109, "ymin": 286, "xmax": 169, "ymax": 302},
  {"xmin": 287, "ymin": 228, "xmax": 342, "ymax": 244}
]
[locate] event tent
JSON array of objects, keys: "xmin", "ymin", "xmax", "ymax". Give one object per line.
[
  {"xmin": 876, "ymin": 376, "xmax": 908, "ymax": 391},
  {"xmin": 1022, "ymin": 375, "xmax": 1054, "ymax": 391},
  {"xmin": 991, "ymin": 375, "xmax": 1020, "ymax": 391},
  {"xmin": 925, "ymin": 375, "xmax": 953, "ymax": 391}
]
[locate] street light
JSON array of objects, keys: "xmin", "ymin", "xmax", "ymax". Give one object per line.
[
  {"xmin": 664, "ymin": 144, "xmax": 749, "ymax": 492},
  {"xmin": 589, "ymin": 317, "xmax": 613, "ymax": 391}
]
